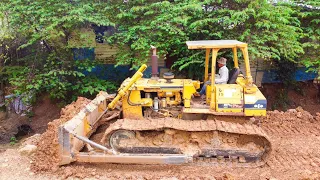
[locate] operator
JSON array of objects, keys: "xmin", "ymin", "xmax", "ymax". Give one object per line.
[{"xmin": 199, "ymin": 57, "xmax": 229, "ymax": 97}]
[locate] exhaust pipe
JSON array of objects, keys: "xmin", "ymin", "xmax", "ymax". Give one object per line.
[{"xmin": 150, "ymin": 45, "xmax": 159, "ymax": 79}]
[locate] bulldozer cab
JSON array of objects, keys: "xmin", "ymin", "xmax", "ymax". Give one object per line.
[
  {"xmin": 186, "ymin": 40, "xmax": 266, "ymax": 116},
  {"xmin": 186, "ymin": 40, "xmax": 253, "ymax": 84}
]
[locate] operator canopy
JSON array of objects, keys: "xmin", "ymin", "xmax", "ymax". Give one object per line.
[{"xmin": 186, "ymin": 40, "xmax": 247, "ymax": 49}]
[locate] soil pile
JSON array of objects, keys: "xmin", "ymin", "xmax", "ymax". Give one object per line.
[
  {"xmin": 30, "ymin": 97, "xmax": 91, "ymax": 172},
  {"xmin": 56, "ymin": 165, "xmax": 99, "ymax": 179},
  {"xmin": 20, "ymin": 134, "xmax": 41, "ymax": 147},
  {"xmin": 260, "ymin": 106, "xmax": 318, "ymax": 125}
]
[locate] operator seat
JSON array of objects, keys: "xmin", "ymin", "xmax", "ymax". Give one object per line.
[{"xmin": 227, "ymin": 68, "xmax": 240, "ymax": 84}]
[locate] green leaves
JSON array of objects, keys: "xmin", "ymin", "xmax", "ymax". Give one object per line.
[
  {"xmin": 2, "ymin": 0, "xmax": 113, "ymax": 50},
  {"xmin": 73, "ymin": 76, "xmax": 117, "ymax": 96},
  {"xmin": 107, "ymin": 1, "xmax": 193, "ymax": 67},
  {"xmin": 1, "ymin": 0, "xmax": 319, "ymax": 102},
  {"xmin": 292, "ymin": 0, "xmax": 320, "ymax": 73},
  {"xmin": 6, "ymin": 61, "xmax": 117, "ymax": 101},
  {"xmin": 106, "ymin": 0, "xmax": 316, "ymax": 78}
]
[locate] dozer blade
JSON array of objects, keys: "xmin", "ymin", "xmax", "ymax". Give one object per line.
[
  {"xmin": 59, "ymin": 64, "xmax": 169, "ymax": 165},
  {"xmin": 58, "ymin": 91, "xmax": 114, "ymax": 165}
]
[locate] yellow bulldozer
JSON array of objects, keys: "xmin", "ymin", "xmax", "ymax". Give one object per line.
[{"xmin": 59, "ymin": 40, "xmax": 271, "ymax": 166}]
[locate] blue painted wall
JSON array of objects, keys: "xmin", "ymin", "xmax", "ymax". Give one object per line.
[
  {"xmin": 73, "ymin": 48, "xmax": 156, "ymax": 81},
  {"xmin": 73, "ymin": 48, "xmax": 317, "ymax": 83},
  {"xmin": 260, "ymin": 67, "xmax": 317, "ymax": 83}
]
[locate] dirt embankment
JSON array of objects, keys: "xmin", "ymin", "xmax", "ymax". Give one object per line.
[
  {"xmin": 0, "ymin": 95, "xmax": 60, "ymax": 144},
  {"xmin": 261, "ymin": 81, "xmax": 320, "ymax": 115}
]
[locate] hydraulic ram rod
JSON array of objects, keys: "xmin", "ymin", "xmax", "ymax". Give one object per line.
[
  {"xmin": 108, "ymin": 64, "xmax": 147, "ymax": 110},
  {"xmin": 70, "ymin": 132, "xmax": 116, "ymax": 155}
]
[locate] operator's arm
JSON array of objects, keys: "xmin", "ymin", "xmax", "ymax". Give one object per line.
[{"xmin": 215, "ymin": 67, "xmax": 229, "ymax": 84}]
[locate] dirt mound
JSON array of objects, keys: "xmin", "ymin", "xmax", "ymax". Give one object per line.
[
  {"xmin": 1, "ymin": 101, "xmax": 320, "ymax": 179},
  {"xmin": 260, "ymin": 106, "xmax": 318, "ymax": 124},
  {"xmin": 20, "ymin": 134, "xmax": 41, "ymax": 147},
  {"xmin": 30, "ymin": 97, "xmax": 91, "ymax": 172},
  {"xmin": 0, "ymin": 113, "xmax": 31, "ymax": 144}
]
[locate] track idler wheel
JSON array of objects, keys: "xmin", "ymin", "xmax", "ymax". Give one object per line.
[{"xmin": 109, "ymin": 130, "xmax": 135, "ymax": 152}]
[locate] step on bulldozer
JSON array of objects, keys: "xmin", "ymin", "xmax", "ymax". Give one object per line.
[{"xmin": 59, "ymin": 40, "xmax": 271, "ymax": 166}]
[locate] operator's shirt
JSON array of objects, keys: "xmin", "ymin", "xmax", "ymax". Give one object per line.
[{"xmin": 215, "ymin": 66, "xmax": 229, "ymax": 84}]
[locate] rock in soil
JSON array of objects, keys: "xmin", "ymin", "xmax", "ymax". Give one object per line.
[
  {"xmin": 19, "ymin": 144, "xmax": 37, "ymax": 156},
  {"xmin": 0, "ymin": 111, "xmax": 7, "ymax": 121},
  {"xmin": 20, "ymin": 134, "xmax": 41, "ymax": 147}
]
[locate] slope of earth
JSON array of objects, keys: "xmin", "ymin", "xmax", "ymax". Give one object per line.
[
  {"xmin": 261, "ymin": 81, "xmax": 320, "ymax": 115},
  {"xmin": 0, "ymin": 95, "xmax": 60, "ymax": 144},
  {"xmin": 1, "ymin": 106, "xmax": 320, "ymax": 179}
]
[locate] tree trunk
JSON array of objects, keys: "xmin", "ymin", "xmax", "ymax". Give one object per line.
[
  {"xmin": 0, "ymin": 45, "xmax": 7, "ymax": 120},
  {"xmin": 0, "ymin": 83, "xmax": 5, "ymax": 110},
  {"xmin": 314, "ymin": 77, "xmax": 320, "ymax": 103},
  {"xmin": 0, "ymin": 87, "xmax": 7, "ymax": 120},
  {"xmin": 0, "ymin": 45, "xmax": 4, "ymax": 106}
]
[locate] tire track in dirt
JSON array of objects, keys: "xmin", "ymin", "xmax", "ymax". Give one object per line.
[{"xmin": 260, "ymin": 109, "xmax": 320, "ymax": 174}]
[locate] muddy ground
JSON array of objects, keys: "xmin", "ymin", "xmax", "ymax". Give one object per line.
[{"xmin": 0, "ymin": 82, "xmax": 320, "ymax": 180}]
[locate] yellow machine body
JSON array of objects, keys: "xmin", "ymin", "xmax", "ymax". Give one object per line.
[
  {"xmin": 120, "ymin": 40, "xmax": 267, "ymax": 119},
  {"xmin": 121, "ymin": 78, "xmax": 200, "ymax": 119},
  {"xmin": 121, "ymin": 78, "xmax": 266, "ymax": 119}
]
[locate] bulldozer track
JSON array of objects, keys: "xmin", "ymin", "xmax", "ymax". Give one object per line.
[{"xmin": 101, "ymin": 118, "xmax": 272, "ymax": 167}]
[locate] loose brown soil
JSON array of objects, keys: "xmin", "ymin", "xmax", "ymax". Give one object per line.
[
  {"xmin": 1, "ymin": 89, "xmax": 320, "ymax": 179},
  {"xmin": 30, "ymin": 97, "xmax": 91, "ymax": 172}
]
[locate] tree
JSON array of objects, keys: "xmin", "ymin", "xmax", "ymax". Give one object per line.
[
  {"xmin": 0, "ymin": 10, "xmax": 15, "ymax": 110},
  {"xmin": 0, "ymin": 0, "xmax": 319, "ymax": 102},
  {"xmin": 0, "ymin": 0, "xmax": 116, "ymax": 101},
  {"xmin": 106, "ymin": 0, "xmax": 305, "ymax": 79},
  {"xmin": 291, "ymin": 0, "xmax": 320, "ymax": 74}
]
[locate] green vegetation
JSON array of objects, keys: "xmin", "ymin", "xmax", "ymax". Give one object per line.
[
  {"xmin": 106, "ymin": 0, "xmax": 319, "ymax": 78},
  {"xmin": 0, "ymin": 1, "xmax": 116, "ymax": 103},
  {"xmin": 10, "ymin": 136, "xmax": 17, "ymax": 145},
  {"xmin": 0, "ymin": 0, "xmax": 319, "ymax": 103}
]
